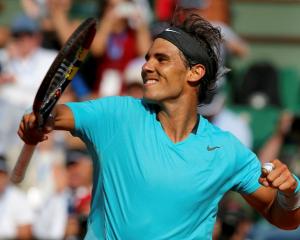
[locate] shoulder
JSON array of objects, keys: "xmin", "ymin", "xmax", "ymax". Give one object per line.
[
  {"xmin": 71, "ymin": 95, "xmax": 140, "ymax": 106},
  {"xmin": 200, "ymin": 116, "xmax": 252, "ymax": 157},
  {"xmin": 67, "ymin": 96, "xmax": 148, "ymax": 120},
  {"xmin": 200, "ymin": 116, "xmax": 236, "ymax": 143},
  {"xmin": 90, "ymin": 96, "xmax": 144, "ymax": 110}
]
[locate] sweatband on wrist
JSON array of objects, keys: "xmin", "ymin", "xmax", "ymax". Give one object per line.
[
  {"xmin": 277, "ymin": 191, "xmax": 300, "ymax": 211},
  {"xmin": 277, "ymin": 174, "xmax": 300, "ymax": 211},
  {"xmin": 293, "ymin": 174, "xmax": 300, "ymax": 194}
]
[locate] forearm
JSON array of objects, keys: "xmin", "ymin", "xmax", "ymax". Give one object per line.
[
  {"xmin": 91, "ymin": 18, "xmax": 114, "ymax": 56},
  {"xmin": 135, "ymin": 22, "xmax": 152, "ymax": 56},
  {"xmin": 226, "ymin": 40, "xmax": 249, "ymax": 58},
  {"xmin": 244, "ymin": 162, "xmax": 300, "ymax": 230},
  {"xmin": 50, "ymin": 12, "xmax": 77, "ymax": 44},
  {"xmin": 259, "ymin": 112, "xmax": 294, "ymax": 163},
  {"xmin": 267, "ymin": 192, "xmax": 300, "ymax": 229},
  {"xmin": 47, "ymin": 0, "xmax": 80, "ymax": 45},
  {"xmin": 265, "ymin": 174, "xmax": 300, "ymax": 229}
]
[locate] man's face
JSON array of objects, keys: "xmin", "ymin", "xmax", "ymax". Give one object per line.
[
  {"xmin": 67, "ymin": 158, "xmax": 92, "ymax": 189},
  {"xmin": 10, "ymin": 33, "xmax": 40, "ymax": 58},
  {"xmin": 141, "ymin": 38, "xmax": 190, "ymax": 104}
]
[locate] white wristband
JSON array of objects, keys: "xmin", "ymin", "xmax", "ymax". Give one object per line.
[
  {"xmin": 277, "ymin": 175, "xmax": 300, "ymax": 211},
  {"xmin": 277, "ymin": 191, "xmax": 300, "ymax": 211}
]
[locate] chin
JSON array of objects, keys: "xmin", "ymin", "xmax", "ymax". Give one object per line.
[
  {"xmin": 142, "ymin": 94, "xmax": 161, "ymax": 105},
  {"xmin": 143, "ymin": 88, "xmax": 167, "ymax": 104}
]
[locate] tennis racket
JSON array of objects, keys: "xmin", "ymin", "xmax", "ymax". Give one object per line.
[{"xmin": 11, "ymin": 17, "xmax": 97, "ymax": 183}]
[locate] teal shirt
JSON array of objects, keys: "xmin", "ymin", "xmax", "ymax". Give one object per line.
[{"xmin": 66, "ymin": 96, "xmax": 261, "ymax": 240}]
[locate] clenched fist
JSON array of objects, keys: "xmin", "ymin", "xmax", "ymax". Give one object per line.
[
  {"xmin": 18, "ymin": 112, "xmax": 54, "ymax": 145},
  {"xmin": 260, "ymin": 159, "xmax": 298, "ymax": 196}
]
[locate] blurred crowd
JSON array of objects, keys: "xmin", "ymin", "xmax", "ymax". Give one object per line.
[{"xmin": 0, "ymin": 0, "xmax": 299, "ymax": 239}]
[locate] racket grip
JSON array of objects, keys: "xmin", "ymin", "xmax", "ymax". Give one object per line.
[
  {"xmin": 10, "ymin": 144, "xmax": 36, "ymax": 183},
  {"xmin": 261, "ymin": 162, "xmax": 274, "ymax": 177}
]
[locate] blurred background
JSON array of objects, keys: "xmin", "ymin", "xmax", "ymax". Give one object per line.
[{"xmin": 0, "ymin": 0, "xmax": 300, "ymax": 239}]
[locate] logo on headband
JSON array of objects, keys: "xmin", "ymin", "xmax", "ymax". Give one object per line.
[{"xmin": 165, "ymin": 28, "xmax": 180, "ymax": 34}]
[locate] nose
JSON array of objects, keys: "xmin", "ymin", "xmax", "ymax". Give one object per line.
[
  {"xmin": 142, "ymin": 59, "xmax": 154, "ymax": 73},
  {"xmin": 141, "ymin": 60, "xmax": 154, "ymax": 81}
]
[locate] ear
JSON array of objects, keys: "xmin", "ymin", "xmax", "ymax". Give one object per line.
[{"xmin": 187, "ymin": 64, "xmax": 205, "ymax": 83}]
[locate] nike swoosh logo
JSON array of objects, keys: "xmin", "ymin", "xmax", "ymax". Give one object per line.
[
  {"xmin": 207, "ymin": 146, "xmax": 221, "ymax": 151},
  {"xmin": 165, "ymin": 28, "xmax": 180, "ymax": 34}
]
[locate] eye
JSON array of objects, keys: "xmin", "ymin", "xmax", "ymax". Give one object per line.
[{"xmin": 157, "ymin": 56, "xmax": 168, "ymax": 63}]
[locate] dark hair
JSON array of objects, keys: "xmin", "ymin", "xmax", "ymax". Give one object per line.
[
  {"xmin": 65, "ymin": 148, "xmax": 90, "ymax": 167},
  {"xmin": 171, "ymin": 12, "xmax": 222, "ymax": 105}
]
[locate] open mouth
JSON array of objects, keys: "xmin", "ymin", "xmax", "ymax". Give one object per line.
[{"xmin": 143, "ymin": 79, "xmax": 158, "ymax": 86}]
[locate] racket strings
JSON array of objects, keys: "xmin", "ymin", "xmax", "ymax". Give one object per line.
[
  {"xmin": 40, "ymin": 58, "xmax": 73, "ymax": 116},
  {"xmin": 40, "ymin": 47, "xmax": 82, "ymax": 118},
  {"xmin": 35, "ymin": 18, "xmax": 97, "ymax": 123}
]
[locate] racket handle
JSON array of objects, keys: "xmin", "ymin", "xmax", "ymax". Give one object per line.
[
  {"xmin": 10, "ymin": 144, "xmax": 36, "ymax": 183},
  {"xmin": 261, "ymin": 162, "xmax": 274, "ymax": 177}
]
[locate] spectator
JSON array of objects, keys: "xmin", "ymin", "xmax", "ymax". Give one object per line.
[
  {"xmin": 122, "ymin": 57, "xmax": 145, "ymax": 98},
  {"xmin": 0, "ymin": 155, "xmax": 34, "ymax": 239},
  {"xmin": 154, "ymin": 0, "xmax": 177, "ymax": 22},
  {"xmin": 64, "ymin": 148, "xmax": 93, "ymax": 239},
  {"xmin": 215, "ymin": 195, "xmax": 254, "ymax": 240},
  {"xmin": 235, "ymin": 62, "xmax": 281, "ymax": 109},
  {"xmin": 258, "ymin": 112, "xmax": 294, "ymax": 163},
  {"xmin": 32, "ymin": 148, "xmax": 93, "ymax": 239},
  {"xmin": 32, "ymin": 156, "xmax": 69, "ymax": 240},
  {"xmin": 33, "ymin": 0, "xmax": 152, "ymax": 97},
  {"xmin": 21, "ymin": 0, "xmax": 77, "ymax": 50},
  {"xmin": 258, "ymin": 111, "xmax": 300, "ymax": 177},
  {"xmin": 90, "ymin": 0, "xmax": 151, "ymax": 97},
  {"xmin": 247, "ymin": 218, "xmax": 300, "ymax": 240},
  {"xmin": 0, "ymin": 1, "xmax": 10, "ymax": 47},
  {"xmin": 153, "ymin": 0, "xmax": 210, "ymax": 23},
  {"xmin": 0, "ymin": 13, "xmax": 57, "ymax": 158}
]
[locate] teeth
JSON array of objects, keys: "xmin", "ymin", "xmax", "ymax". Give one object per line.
[{"xmin": 145, "ymin": 80, "xmax": 157, "ymax": 84}]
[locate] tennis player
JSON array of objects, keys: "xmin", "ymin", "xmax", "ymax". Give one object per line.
[{"xmin": 18, "ymin": 13, "xmax": 300, "ymax": 239}]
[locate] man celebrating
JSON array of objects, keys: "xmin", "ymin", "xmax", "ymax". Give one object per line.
[{"xmin": 18, "ymin": 13, "xmax": 300, "ymax": 239}]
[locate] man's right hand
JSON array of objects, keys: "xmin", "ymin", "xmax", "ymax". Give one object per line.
[{"xmin": 17, "ymin": 112, "xmax": 53, "ymax": 145}]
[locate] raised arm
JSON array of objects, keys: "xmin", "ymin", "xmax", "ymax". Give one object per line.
[
  {"xmin": 46, "ymin": 0, "xmax": 81, "ymax": 45},
  {"xmin": 242, "ymin": 159, "xmax": 300, "ymax": 230},
  {"xmin": 91, "ymin": 2, "xmax": 151, "ymax": 57},
  {"xmin": 258, "ymin": 112, "xmax": 294, "ymax": 163}
]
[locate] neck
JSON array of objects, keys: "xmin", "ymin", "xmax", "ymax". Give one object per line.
[{"xmin": 157, "ymin": 96, "xmax": 199, "ymax": 143}]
